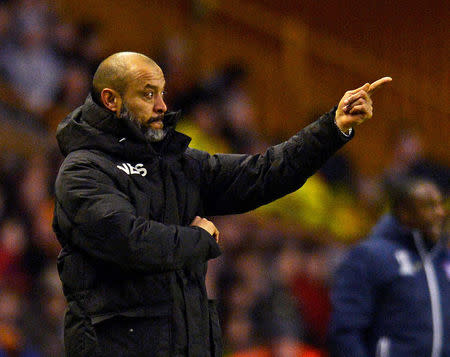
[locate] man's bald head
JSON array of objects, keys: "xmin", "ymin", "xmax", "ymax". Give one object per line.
[
  {"xmin": 90, "ymin": 51, "xmax": 168, "ymax": 142},
  {"xmin": 92, "ymin": 52, "xmax": 160, "ymax": 105}
]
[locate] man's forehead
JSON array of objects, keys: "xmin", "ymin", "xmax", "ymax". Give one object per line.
[
  {"xmin": 129, "ymin": 63, "xmax": 165, "ymax": 87},
  {"xmin": 413, "ymin": 182, "xmax": 442, "ymax": 202}
]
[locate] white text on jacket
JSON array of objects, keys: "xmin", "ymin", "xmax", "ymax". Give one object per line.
[{"xmin": 117, "ymin": 163, "xmax": 148, "ymax": 177}]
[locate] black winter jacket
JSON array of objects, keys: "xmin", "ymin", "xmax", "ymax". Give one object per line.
[{"xmin": 53, "ymin": 95, "xmax": 351, "ymax": 356}]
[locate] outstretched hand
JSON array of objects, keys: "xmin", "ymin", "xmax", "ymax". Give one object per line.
[{"xmin": 335, "ymin": 77, "xmax": 392, "ymax": 133}]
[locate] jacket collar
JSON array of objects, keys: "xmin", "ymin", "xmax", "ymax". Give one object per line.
[
  {"xmin": 372, "ymin": 214, "xmax": 447, "ymax": 255},
  {"xmin": 57, "ymin": 95, "xmax": 191, "ymax": 161}
]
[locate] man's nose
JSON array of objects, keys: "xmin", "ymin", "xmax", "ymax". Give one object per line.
[{"xmin": 154, "ymin": 95, "xmax": 167, "ymax": 114}]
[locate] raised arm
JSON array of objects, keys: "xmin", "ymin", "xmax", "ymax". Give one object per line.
[
  {"xmin": 199, "ymin": 108, "xmax": 347, "ymax": 215},
  {"xmin": 199, "ymin": 77, "xmax": 392, "ymax": 216}
]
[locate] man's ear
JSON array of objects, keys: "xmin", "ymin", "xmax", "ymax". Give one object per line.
[{"xmin": 101, "ymin": 88, "xmax": 122, "ymax": 114}]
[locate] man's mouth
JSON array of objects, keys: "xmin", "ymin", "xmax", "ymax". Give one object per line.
[{"xmin": 146, "ymin": 117, "xmax": 164, "ymax": 129}]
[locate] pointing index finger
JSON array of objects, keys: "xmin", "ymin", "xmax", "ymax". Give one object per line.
[{"xmin": 368, "ymin": 77, "xmax": 392, "ymax": 95}]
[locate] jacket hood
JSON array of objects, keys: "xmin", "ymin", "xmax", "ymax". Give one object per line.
[
  {"xmin": 371, "ymin": 215, "xmax": 413, "ymax": 246},
  {"xmin": 56, "ymin": 94, "xmax": 190, "ymax": 160},
  {"xmin": 371, "ymin": 214, "xmax": 448, "ymax": 254}
]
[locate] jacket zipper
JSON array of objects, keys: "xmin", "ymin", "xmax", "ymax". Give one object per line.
[
  {"xmin": 158, "ymin": 155, "xmax": 167, "ymax": 222},
  {"xmin": 413, "ymin": 231, "xmax": 443, "ymax": 357},
  {"xmin": 376, "ymin": 336, "xmax": 390, "ymax": 357}
]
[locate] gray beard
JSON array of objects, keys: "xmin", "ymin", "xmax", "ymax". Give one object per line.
[{"xmin": 120, "ymin": 104, "xmax": 167, "ymax": 142}]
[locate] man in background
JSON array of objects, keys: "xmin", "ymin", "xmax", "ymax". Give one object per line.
[{"xmin": 329, "ymin": 177, "xmax": 449, "ymax": 357}]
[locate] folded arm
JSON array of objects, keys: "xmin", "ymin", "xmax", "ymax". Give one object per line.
[{"xmin": 54, "ymin": 159, "xmax": 221, "ymax": 273}]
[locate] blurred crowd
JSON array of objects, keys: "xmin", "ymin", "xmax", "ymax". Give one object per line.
[{"xmin": 0, "ymin": 0, "xmax": 448, "ymax": 356}]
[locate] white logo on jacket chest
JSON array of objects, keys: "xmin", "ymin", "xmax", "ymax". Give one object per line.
[
  {"xmin": 395, "ymin": 250, "xmax": 418, "ymax": 276},
  {"xmin": 117, "ymin": 163, "xmax": 147, "ymax": 177}
]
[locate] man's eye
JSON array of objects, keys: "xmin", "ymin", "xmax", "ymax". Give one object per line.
[
  {"xmin": 161, "ymin": 90, "xmax": 167, "ymax": 97},
  {"xmin": 146, "ymin": 92, "xmax": 154, "ymax": 99}
]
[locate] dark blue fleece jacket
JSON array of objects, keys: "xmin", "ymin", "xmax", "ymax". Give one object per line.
[{"xmin": 329, "ymin": 214, "xmax": 450, "ymax": 357}]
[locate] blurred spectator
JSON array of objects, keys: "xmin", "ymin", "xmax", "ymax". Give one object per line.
[
  {"xmin": 158, "ymin": 34, "xmax": 197, "ymax": 109},
  {"xmin": 218, "ymin": 238, "xmax": 307, "ymax": 355},
  {"xmin": 51, "ymin": 21, "xmax": 80, "ymax": 63},
  {"xmin": 176, "ymin": 100, "xmax": 232, "ymax": 154},
  {"xmin": 0, "ymin": 3, "xmax": 12, "ymax": 54},
  {"xmin": 251, "ymin": 244, "xmax": 305, "ymax": 353},
  {"xmin": 0, "ymin": 23, "xmax": 62, "ymax": 114},
  {"xmin": 0, "ymin": 1, "xmax": 102, "ymax": 352},
  {"xmin": 59, "ymin": 63, "xmax": 91, "ymax": 108},
  {"xmin": 216, "ymin": 62, "xmax": 262, "ymax": 153},
  {"xmin": 17, "ymin": 154, "xmax": 50, "ymax": 217},
  {"xmin": 14, "ymin": 0, "xmax": 55, "ymax": 35},
  {"xmin": 24, "ymin": 264, "xmax": 65, "ymax": 357},
  {"xmin": 0, "ymin": 288, "xmax": 40, "ymax": 356},
  {"xmin": 76, "ymin": 21, "xmax": 105, "ymax": 73},
  {"xmin": 45, "ymin": 62, "xmax": 92, "ymax": 132},
  {"xmin": 0, "ymin": 186, "xmax": 5, "ymax": 221},
  {"xmin": 385, "ymin": 130, "xmax": 450, "ymax": 194},
  {"xmin": 319, "ymin": 153, "xmax": 354, "ymax": 189},
  {"xmin": 291, "ymin": 243, "xmax": 335, "ymax": 347},
  {"xmin": 0, "ymin": 218, "xmax": 30, "ymax": 292},
  {"xmin": 171, "ymin": 60, "xmax": 264, "ymax": 154},
  {"xmin": 329, "ymin": 177, "xmax": 449, "ymax": 357},
  {"xmin": 0, "ymin": 153, "xmax": 25, "ymax": 217}
]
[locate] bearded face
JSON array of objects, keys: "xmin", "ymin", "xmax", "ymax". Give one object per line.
[{"xmin": 120, "ymin": 102, "xmax": 167, "ymax": 142}]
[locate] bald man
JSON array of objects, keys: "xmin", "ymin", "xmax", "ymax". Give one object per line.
[{"xmin": 53, "ymin": 52, "xmax": 391, "ymax": 356}]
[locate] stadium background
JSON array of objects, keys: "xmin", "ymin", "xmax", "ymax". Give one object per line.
[{"xmin": 0, "ymin": 0, "xmax": 448, "ymax": 355}]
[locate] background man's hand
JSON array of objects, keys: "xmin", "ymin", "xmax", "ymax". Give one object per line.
[
  {"xmin": 335, "ymin": 77, "xmax": 392, "ymax": 133},
  {"xmin": 190, "ymin": 216, "xmax": 220, "ymax": 243}
]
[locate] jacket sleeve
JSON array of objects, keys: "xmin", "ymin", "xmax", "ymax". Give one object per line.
[
  {"xmin": 54, "ymin": 159, "xmax": 221, "ymax": 273},
  {"xmin": 199, "ymin": 107, "xmax": 352, "ymax": 216},
  {"xmin": 328, "ymin": 245, "xmax": 375, "ymax": 357}
]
